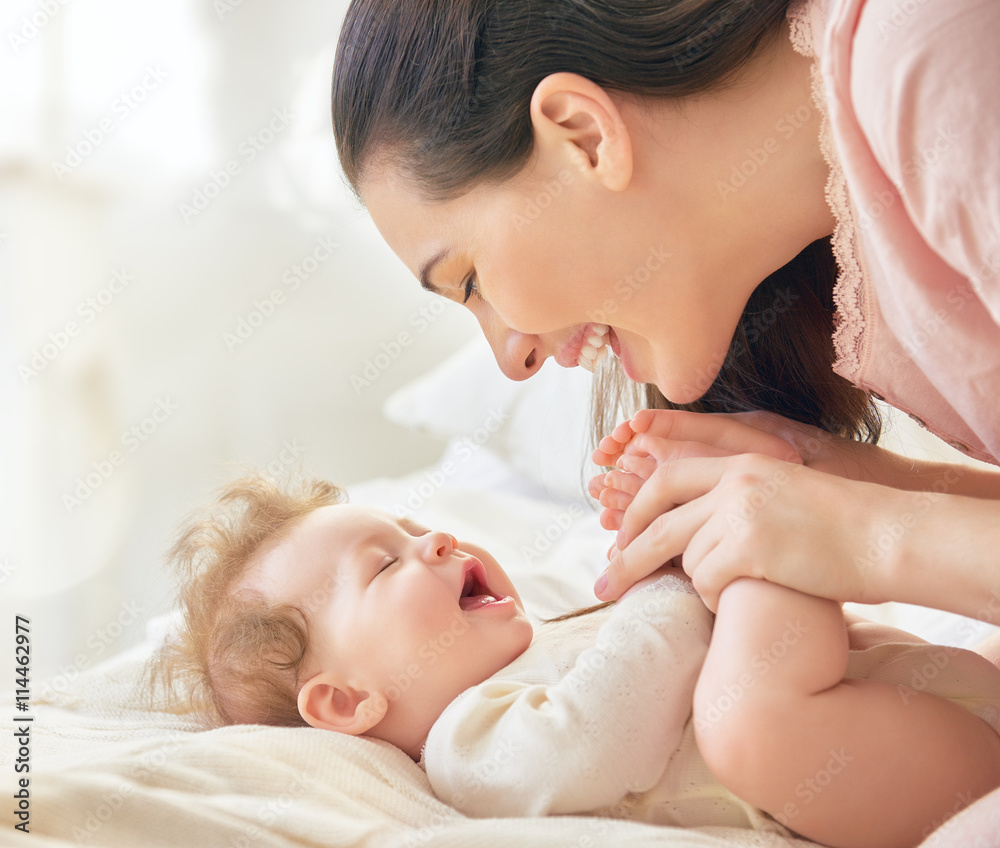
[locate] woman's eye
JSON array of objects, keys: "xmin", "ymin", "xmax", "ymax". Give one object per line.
[
  {"xmin": 462, "ymin": 274, "xmax": 480, "ymax": 304},
  {"xmin": 378, "ymin": 557, "xmax": 398, "ymax": 574}
]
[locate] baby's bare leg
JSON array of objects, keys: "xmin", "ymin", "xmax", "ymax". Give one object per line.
[{"xmin": 694, "ymin": 578, "xmax": 1000, "ymax": 848}]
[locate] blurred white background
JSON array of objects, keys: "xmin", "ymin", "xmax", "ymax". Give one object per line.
[
  {"xmin": 0, "ymin": 0, "xmax": 481, "ymax": 681},
  {"xmin": 1, "ymin": 0, "xmax": 990, "ymax": 687}
]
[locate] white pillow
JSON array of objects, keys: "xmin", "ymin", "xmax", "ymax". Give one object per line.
[{"xmin": 383, "ymin": 337, "xmax": 601, "ymax": 503}]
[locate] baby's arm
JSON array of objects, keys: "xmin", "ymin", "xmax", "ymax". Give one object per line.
[
  {"xmin": 424, "ymin": 572, "xmax": 713, "ymax": 817},
  {"xmin": 694, "ymin": 578, "xmax": 1000, "ymax": 848}
]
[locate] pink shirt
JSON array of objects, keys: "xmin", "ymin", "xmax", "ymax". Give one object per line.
[{"xmin": 790, "ymin": 0, "xmax": 1000, "ymax": 464}]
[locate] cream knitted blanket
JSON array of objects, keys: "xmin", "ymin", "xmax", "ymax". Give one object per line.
[{"xmin": 0, "ymin": 645, "xmax": 814, "ymax": 847}]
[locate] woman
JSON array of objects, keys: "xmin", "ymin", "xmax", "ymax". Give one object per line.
[{"xmin": 331, "ymin": 0, "xmax": 1000, "ymax": 841}]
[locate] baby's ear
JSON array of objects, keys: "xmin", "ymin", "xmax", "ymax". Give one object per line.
[{"xmin": 297, "ymin": 673, "xmax": 387, "ymax": 734}]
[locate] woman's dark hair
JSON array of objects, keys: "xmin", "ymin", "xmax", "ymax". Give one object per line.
[{"xmin": 332, "ymin": 0, "xmax": 881, "ymax": 443}]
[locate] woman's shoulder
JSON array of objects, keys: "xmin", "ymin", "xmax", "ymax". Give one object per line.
[
  {"xmin": 847, "ymin": 0, "xmax": 998, "ymax": 189},
  {"xmin": 845, "ymin": 0, "xmax": 1000, "ymax": 290}
]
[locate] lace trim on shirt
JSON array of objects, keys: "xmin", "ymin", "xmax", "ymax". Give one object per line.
[{"xmin": 787, "ymin": 0, "xmax": 868, "ymax": 382}]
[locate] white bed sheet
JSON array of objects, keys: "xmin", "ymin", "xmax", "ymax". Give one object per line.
[
  {"xmin": 4, "ymin": 340, "xmax": 995, "ymax": 846},
  {"xmin": 1, "ymin": 448, "xmax": 820, "ymax": 848}
]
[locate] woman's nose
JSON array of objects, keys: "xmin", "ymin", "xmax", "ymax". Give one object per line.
[
  {"xmin": 421, "ymin": 531, "xmax": 458, "ymax": 563},
  {"xmin": 481, "ymin": 322, "xmax": 544, "ymax": 381}
]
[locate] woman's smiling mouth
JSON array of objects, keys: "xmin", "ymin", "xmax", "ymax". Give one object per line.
[{"xmin": 556, "ymin": 323, "xmax": 614, "ymax": 371}]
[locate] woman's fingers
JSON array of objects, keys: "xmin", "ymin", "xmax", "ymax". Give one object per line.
[
  {"xmin": 627, "ymin": 409, "xmax": 803, "ymax": 463},
  {"xmin": 614, "ymin": 456, "xmax": 731, "ymax": 550},
  {"xmin": 595, "ymin": 496, "xmax": 712, "ymax": 601}
]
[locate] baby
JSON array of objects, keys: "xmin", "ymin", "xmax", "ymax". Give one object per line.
[{"xmin": 156, "ymin": 473, "xmax": 1000, "ymax": 848}]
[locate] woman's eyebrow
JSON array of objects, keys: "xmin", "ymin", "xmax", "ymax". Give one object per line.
[{"xmin": 419, "ymin": 248, "xmax": 450, "ymax": 294}]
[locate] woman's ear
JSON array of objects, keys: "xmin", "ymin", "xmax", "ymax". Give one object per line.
[
  {"xmin": 529, "ymin": 72, "xmax": 633, "ymax": 192},
  {"xmin": 297, "ymin": 672, "xmax": 388, "ymax": 735}
]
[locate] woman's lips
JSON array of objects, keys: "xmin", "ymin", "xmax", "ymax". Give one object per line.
[{"xmin": 609, "ymin": 328, "xmax": 641, "ymax": 382}]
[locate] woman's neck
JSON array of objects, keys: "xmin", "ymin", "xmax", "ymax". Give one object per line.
[{"xmin": 628, "ymin": 20, "xmax": 834, "ymax": 292}]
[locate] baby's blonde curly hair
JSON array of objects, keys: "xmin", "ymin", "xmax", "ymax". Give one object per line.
[{"xmin": 151, "ymin": 473, "xmax": 346, "ymax": 727}]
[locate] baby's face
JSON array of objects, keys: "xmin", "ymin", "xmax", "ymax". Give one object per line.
[{"xmin": 241, "ymin": 504, "xmax": 533, "ymax": 752}]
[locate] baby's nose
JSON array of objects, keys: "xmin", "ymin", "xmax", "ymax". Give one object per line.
[{"xmin": 422, "ymin": 531, "xmax": 457, "ymax": 561}]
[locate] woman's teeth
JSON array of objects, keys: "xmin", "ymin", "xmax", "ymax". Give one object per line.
[{"xmin": 577, "ymin": 324, "xmax": 612, "ymax": 372}]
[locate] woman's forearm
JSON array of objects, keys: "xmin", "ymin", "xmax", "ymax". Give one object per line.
[
  {"xmin": 878, "ymin": 491, "xmax": 1000, "ymax": 622},
  {"xmin": 870, "ymin": 450, "xmax": 1000, "ymax": 499},
  {"xmin": 798, "ymin": 430, "xmax": 1000, "ymax": 499}
]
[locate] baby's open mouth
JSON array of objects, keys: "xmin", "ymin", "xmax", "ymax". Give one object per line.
[{"xmin": 460, "ymin": 562, "xmax": 503, "ymax": 611}]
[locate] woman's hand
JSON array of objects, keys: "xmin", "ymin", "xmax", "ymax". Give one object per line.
[
  {"xmin": 589, "ymin": 409, "xmax": 804, "ymax": 531},
  {"xmin": 591, "ymin": 409, "xmax": 802, "ymax": 470},
  {"xmin": 587, "ymin": 407, "xmax": 992, "ymax": 532},
  {"xmin": 593, "ymin": 453, "xmax": 905, "ymax": 612},
  {"xmin": 588, "ymin": 408, "xmax": 1000, "ymax": 617}
]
